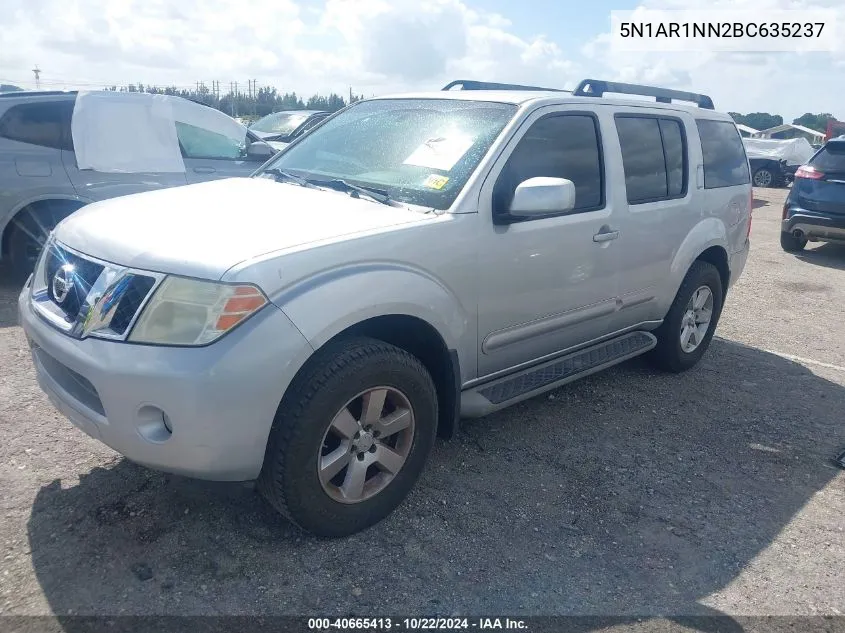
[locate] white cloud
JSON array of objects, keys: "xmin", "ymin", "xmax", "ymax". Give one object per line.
[{"xmin": 0, "ymin": 0, "xmax": 579, "ymax": 97}]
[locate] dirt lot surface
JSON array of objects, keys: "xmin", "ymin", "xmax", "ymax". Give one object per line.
[{"xmin": 0, "ymin": 187, "xmax": 843, "ymax": 624}]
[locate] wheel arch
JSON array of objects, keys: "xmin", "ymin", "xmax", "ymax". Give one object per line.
[
  {"xmin": 305, "ymin": 314, "xmax": 461, "ymax": 440},
  {"xmin": 0, "ymin": 195, "xmax": 89, "ymax": 259}
]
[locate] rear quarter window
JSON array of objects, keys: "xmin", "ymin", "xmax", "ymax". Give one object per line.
[
  {"xmin": 696, "ymin": 119, "xmax": 750, "ymax": 189},
  {"xmin": 810, "ymin": 142, "xmax": 845, "ymax": 171},
  {"xmin": 0, "ymin": 100, "xmax": 74, "ymax": 151}
]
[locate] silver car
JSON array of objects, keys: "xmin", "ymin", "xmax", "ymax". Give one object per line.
[
  {"xmin": 19, "ymin": 79, "xmax": 752, "ymax": 537},
  {"xmin": 0, "ymin": 90, "xmax": 275, "ymax": 279}
]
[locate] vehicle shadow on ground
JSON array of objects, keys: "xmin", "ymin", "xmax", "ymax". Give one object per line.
[
  {"xmin": 0, "ymin": 267, "xmax": 22, "ymax": 328},
  {"xmin": 26, "ymin": 337, "xmax": 844, "ymax": 626},
  {"xmin": 795, "ymin": 242, "xmax": 845, "ymax": 271}
]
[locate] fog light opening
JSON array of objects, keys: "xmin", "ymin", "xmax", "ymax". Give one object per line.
[{"xmin": 137, "ymin": 405, "xmax": 173, "ymax": 443}]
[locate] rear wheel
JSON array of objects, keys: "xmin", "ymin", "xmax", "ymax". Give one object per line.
[
  {"xmin": 6, "ymin": 201, "xmax": 80, "ymax": 282},
  {"xmin": 780, "ymin": 231, "xmax": 807, "ymax": 252},
  {"xmin": 752, "ymin": 167, "xmax": 775, "ymax": 188},
  {"xmin": 649, "ymin": 261, "xmax": 724, "ymax": 373},
  {"xmin": 258, "ymin": 337, "xmax": 438, "ymax": 537}
]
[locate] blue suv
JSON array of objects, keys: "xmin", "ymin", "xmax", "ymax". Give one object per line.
[{"xmin": 781, "ymin": 136, "xmax": 845, "ymax": 252}]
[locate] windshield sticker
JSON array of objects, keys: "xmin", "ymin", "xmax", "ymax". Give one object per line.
[
  {"xmin": 403, "ymin": 135, "xmax": 475, "ymax": 171},
  {"xmin": 423, "ymin": 174, "xmax": 450, "ymax": 190}
]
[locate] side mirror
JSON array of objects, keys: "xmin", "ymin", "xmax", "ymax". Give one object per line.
[
  {"xmin": 508, "ymin": 177, "xmax": 576, "ymax": 216},
  {"xmin": 246, "ymin": 141, "xmax": 276, "ymax": 161}
]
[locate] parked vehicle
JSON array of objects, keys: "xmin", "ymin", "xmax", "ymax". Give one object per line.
[
  {"xmin": 743, "ymin": 137, "xmax": 814, "ymax": 188},
  {"xmin": 781, "ymin": 136, "xmax": 845, "ymax": 252},
  {"xmin": 249, "ymin": 110, "xmax": 330, "ymax": 148},
  {"xmin": 19, "ymin": 78, "xmax": 751, "ymax": 537},
  {"xmin": 0, "ymin": 90, "xmax": 276, "ymax": 280}
]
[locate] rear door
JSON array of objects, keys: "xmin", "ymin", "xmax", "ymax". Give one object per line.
[
  {"xmin": 0, "ymin": 98, "xmax": 76, "ymax": 203},
  {"xmin": 608, "ymin": 108, "xmax": 695, "ymax": 326},
  {"xmin": 793, "ymin": 140, "xmax": 845, "ymax": 215}
]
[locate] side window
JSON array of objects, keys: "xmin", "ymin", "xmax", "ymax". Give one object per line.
[
  {"xmin": 297, "ymin": 115, "xmax": 326, "ymax": 137},
  {"xmin": 494, "ymin": 113, "xmax": 604, "ymax": 216},
  {"xmin": 175, "ymin": 121, "xmax": 245, "ymax": 160},
  {"xmin": 696, "ymin": 119, "xmax": 751, "ymax": 188},
  {"xmin": 0, "ymin": 101, "xmax": 74, "ymax": 151},
  {"xmin": 615, "ymin": 115, "xmax": 688, "ymax": 204}
]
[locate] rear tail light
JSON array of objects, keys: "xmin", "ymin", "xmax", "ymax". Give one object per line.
[
  {"xmin": 794, "ymin": 165, "xmax": 824, "ymax": 180},
  {"xmin": 782, "ymin": 202, "xmax": 789, "ymax": 220}
]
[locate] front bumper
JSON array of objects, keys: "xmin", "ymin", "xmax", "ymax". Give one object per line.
[
  {"xmin": 783, "ymin": 209, "xmax": 845, "ymax": 242},
  {"xmin": 19, "ymin": 280, "xmax": 313, "ymax": 481}
]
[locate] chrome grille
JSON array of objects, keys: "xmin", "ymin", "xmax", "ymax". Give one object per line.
[
  {"xmin": 44, "ymin": 245, "xmax": 104, "ymax": 321},
  {"xmin": 108, "ymin": 275, "xmax": 157, "ymax": 335},
  {"xmin": 30, "ymin": 240, "xmax": 163, "ymax": 341}
]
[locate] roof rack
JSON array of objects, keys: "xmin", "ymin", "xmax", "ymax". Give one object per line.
[
  {"xmin": 573, "ymin": 79, "xmax": 714, "ymax": 110},
  {"xmin": 442, "ymin": 80, "xmax": 568, "ymax": 93}
]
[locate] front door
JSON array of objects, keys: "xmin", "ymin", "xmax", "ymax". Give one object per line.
[
  {"xmin": 176, "ymin": 121, "xmax": 263, "ymax": 184},
  {"xmin": 476, "ymin": 108, "xmax": 622, "ymax": 378}
]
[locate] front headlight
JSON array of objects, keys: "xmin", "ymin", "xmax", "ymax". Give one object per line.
[{"xmin": 128, "ymin": 276, "xmax": 268, "ymax": 346}]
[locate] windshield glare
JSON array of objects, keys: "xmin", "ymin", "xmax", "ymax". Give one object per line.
[
  {"xmin": 252, "ymin": 112, "xmax": 311, "ymax": 136},
  {"xmin": 257, "ymin": 99, "xmax": 518, "ymax": 209}
]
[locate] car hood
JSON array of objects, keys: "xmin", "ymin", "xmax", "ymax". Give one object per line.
[{"xmin": 54, "ymin": 177, "xmax": 433, "ymax": 280}]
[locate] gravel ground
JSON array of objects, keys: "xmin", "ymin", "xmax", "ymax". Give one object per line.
[{"xmin": 0, "ymin": 187, "xmax": 843, "ymax": 624}]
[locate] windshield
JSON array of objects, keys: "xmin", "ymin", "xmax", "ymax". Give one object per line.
[
  {"xmin": 252, "ymin": 112, "xmax": 311, "ymax": 136},
  {"xmin": 256, "ymin": 99, "xmax": 518, "ymax": 209}
]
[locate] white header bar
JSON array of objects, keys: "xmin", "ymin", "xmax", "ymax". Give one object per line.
[{"xmin": 610, "ymin": 9, "xmax": 840, "ymax": 52}]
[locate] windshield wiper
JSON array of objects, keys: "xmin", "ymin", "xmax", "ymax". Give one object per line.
[
  {"xmin": 304, "ymin": 178, "xmax": 398, "ymax": 206},
  {"xmin": 263, "ymin": 168, "xmax": 311, "ymax": 187}
]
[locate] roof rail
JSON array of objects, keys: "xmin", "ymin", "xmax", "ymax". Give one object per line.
[
  {"xmin": 442, "ymin": 80, "xmax": 568, "ymax": 93},
  {"xmin": 0, "ymin": 90, "xmax": 78, "ymax": 99},
  {"xmin": 572, "ymin": 79, "xmax": 714, "ymax": 110}
]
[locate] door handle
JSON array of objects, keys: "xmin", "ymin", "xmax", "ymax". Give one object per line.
[
  {"xmin": 193, "ymin": 166, "xmax": 216, "ymax": 174},
  {"xmin": 593, "ymin": 228, "xmax": 619, "ymax": 243}
]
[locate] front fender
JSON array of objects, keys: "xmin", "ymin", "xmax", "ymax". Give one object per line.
[{"xmin": 268, "ymin": 262, "xmax": 476, "ymax": 380}]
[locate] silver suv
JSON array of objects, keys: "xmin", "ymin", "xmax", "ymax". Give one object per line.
[
  {"xmin": 0, "ymin": 90, "xmax": 275, "ymax": 280},
  {"xmin": 19, "ymin": 79, "xmax": 752, "ymax": 537}
]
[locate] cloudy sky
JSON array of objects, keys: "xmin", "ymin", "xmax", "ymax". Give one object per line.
[{"xmin": 1, "ymin": 0, "xmax": 842, "ymax": 121}]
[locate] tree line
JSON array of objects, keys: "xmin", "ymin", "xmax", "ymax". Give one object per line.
[
  {"xmin": 104, "ymin": 83, "xmax": 365, "ymax": 121},
  {"xmin": 729, "ymin": 111, "xmax": 839, "ymax": 133}
]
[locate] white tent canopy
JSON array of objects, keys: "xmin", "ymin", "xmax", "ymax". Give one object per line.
[
  {"xmin": 753, "ymin": 123, "xmax": 825, "ymax": 141},
  {"xmin": 743, "ymin": 137, "xmax": 814, "ymax": 166}
]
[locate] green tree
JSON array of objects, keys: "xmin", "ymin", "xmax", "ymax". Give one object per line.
[
  {"xmin": 729, "ymin": 112, "xmax": 783, "ymax": 131},
  {"xmin": 792, "ymin": 112, "xmax": 837, "ymax": 132}
]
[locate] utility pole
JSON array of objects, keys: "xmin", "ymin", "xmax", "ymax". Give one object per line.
[
  {"xmin": 234, "ymin": 82, "xmax": 238, "ymax": 117},
  {"xmin": 252, "ymin": 79, "xmax": 257, "ymax": 116},
  {"xmin": 32, "ymin": 66, "xmax": 41, "ymax": 89}
]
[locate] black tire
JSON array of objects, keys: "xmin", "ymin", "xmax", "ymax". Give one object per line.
[
  {"xmin": 257, "ymin": 336, "xmax": 438, "ymax": 537},
  {"xmin": 752, "ymin": 167, "xmax": 774, "ymax": 188},
  {"xmin": 649, "ymin": 260, "xmax": 724, "ymax": 373},
  {"xmin": 6, "ymin": 202, "xmax": 79, "ymax": 283},
  {"xmin": 780, "ymin": 231, "xmax": 807, "ymax": 252}
]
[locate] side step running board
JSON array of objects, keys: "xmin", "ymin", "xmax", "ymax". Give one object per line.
[{"xmin": 460, "ymin": 331, "xmax": 657, "ymax": 418}]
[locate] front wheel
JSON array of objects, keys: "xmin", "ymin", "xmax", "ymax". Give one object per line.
[
  {"xmin": 258, "ymin": 337, "xmax": 438, "ymax": 537},
  {"xmin": 649, "ymin": 261, "xmax": 724, "ymax": 373},
  {"xmin": 7, "ymin": 202, "xmax": 79, "ymax": 282}
]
